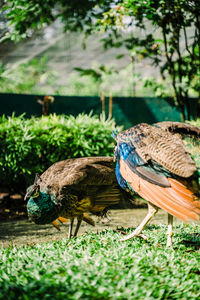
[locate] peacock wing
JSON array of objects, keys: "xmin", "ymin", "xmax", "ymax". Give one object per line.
[
  {"xmin": 116, "ymin": 123, "xmax": 197, "ymax": 178},
  {"xmin": 39, "ymin": 157, "xmax": 132, "ymax": 212},
  {"xmin": 58, "ymin": 156, "xmax": 115, "ymax": 188},
  {"xmin": 39, "ymin": 157, "xmax": 114, "ymax": 193},
  {"xmin": 59, "ymin": 157, "xmax": 122, "ymax": 211},
  {"xmin": 119, "ymin": 157, "xmax": 200, "ymax": 221},
  {"xmin": 155, "ymin": 121, "xmax": 200, "ymax": 171},
  {"xmin": 155, "ymin": 121, "xmax": 200, "ymax": 137}
]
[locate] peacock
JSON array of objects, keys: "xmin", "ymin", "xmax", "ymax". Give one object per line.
[
  {"xmin": 113, "ymin": 121, "xmax": 200, "ymax": 247},
  {"xmin": 25, "ymin": 156, "xmax": 131, "ymax": 238}
]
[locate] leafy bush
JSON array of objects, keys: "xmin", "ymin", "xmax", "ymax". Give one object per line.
[
  {"xmin": 0, "ymin": 224, "xmax": 200, "ymax": 299},
  {"xmin": 0, "ymin": 113, "xmax": 122, "ymax": 192}
]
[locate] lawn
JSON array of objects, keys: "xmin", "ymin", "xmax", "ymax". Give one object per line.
[{"xmin": 0, "ymin": 224, "xmax": 199, "ymax": 299}]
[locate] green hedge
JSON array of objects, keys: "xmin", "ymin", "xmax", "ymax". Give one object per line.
[{"xmin": 0, "ymin": 113, "xmax": 122, "ymax": 193}]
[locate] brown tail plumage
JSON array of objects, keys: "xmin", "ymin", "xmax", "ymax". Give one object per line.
[{"xmin": 120, "ymin": 159, "xmax": 200, "ymax": 221}]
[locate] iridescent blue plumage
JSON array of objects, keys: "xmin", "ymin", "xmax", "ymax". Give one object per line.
[
  {"xmin": 115, "ymin": 161, "xmax": 128, "ymax": 190},
  {"xmin": 115, "ymin": 143, "xmax": 141, "ymax": 192},
  {"xmin": 118, "ymin": 143, "xmax": 133, "ymax": 160},
  {"xmin": 114, "ymin": 140, "xmax": 144, "ymax": 191},
  {"xmin": 118, "ymin": 143, "xmax": 144, "ymax": 167}
]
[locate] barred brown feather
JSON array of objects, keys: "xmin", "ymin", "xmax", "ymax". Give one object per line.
[
  {"xmin": 38, "ymin": 156, "xmax": 131, "ymax": 218},
  {"xmin": 117, "ymin": 123, "xmax": 197, "ymax": 178}
]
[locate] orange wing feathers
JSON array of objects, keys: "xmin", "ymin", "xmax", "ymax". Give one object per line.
[{"xmin": 119, "ymin": 158, "xmax": 200, "ymax": 221}]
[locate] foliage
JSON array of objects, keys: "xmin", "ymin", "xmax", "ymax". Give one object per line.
[
  {"xmin": 0, "ymin": 57, "xmax": 57, "ymax": 94},
  {"xmin": 0, "ymin": 0, "xmax": 106, "ymax": 42},
  {"xmin": 1, "ymin": 1, "xmax": 200, "ymax": 119},
  {"xmin": 0, "ymin": 113, "xmax": 122, "ymax": 192},
  {"xmin": 0, "ymin": 55, "xmax": 196, "ymax": 98},
  {"xmin": 74, "ymin": 64, "xmax": 118, "ymax": 83},
  {"xmin": 73, "ymin": 63, "xmax": 149, "ymax": 97},
  {"xmin": 143, "ymin": 77, "xmax": 172, "ymax": 98},
  {"xmin": 100, "ymin": 0, "xmax": 200, "ymax": 120},
  {"xmin": 0, "ymin": 59, "xmax": 147, "ymax": 96},
  {"xmin": 0, "ymin": 224, "xmax": 200, "ymax": 299},
  {"xmin": 189, "ymin": 119, "xmax": 200, "ymax": 127}
]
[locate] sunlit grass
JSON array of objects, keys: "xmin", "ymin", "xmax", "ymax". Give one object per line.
[{"xmin": 0, "ymin": 224, "xmax": 199, "ymax": 299}]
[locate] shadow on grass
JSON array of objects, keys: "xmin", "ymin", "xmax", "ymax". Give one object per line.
[
  {"xmin": 179, "ymin": 232, "xmax": 200, "ymax": 250},
  {"xmin": 0, "ymin": 220, "xmax": 53, "ymax": 239}
]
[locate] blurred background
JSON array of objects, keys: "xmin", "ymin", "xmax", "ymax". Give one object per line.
[{"xmin": 0, "ymin": 0, "xmax": 200, "ymax": 223}]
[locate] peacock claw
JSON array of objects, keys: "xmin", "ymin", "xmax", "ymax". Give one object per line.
[
  {"xmin": 120, "ymin": 233, "xmax": 148, "ymax": 242},
  {"xmin": 138, "ymin": 234, "xmax": 148, "ymax": 240}
]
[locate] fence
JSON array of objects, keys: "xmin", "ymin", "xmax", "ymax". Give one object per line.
[{"xmin": 0, "ymin": 93, "xmax": 198, "ymax": 128}]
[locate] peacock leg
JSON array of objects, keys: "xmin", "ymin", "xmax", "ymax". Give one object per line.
[
  {"xmin": 68, "ymin": 218, "xmax": 74, "ymax": 239},
  {"xmin": 73, "ymin": 215, "xmax": 83, "ymax": 237},
  {"xmin": 120, "ymin": 202, "xmax": 158, "ymax": 241},
  {"xmin": 166, "ymin": 214, "xmax": 173, "ymax": 248}
]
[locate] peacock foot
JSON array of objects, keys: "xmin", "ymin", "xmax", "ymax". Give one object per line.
[{"xmin": 120, "ymin": 232, "xmax": 148, "ymax": 242}]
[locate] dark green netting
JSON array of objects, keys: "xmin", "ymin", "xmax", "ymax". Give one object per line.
[{"xmin": 0, "ymin": 93, "xmax": 198, "ymax": 128}]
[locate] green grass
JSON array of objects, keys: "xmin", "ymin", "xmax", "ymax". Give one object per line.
[{"xmin": 0, "ymin": 224, "xmax": 200, "ymax": 300}]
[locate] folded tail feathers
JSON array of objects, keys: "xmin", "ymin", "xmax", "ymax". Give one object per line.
[{"xmin": 119, "ymin": 158, "xmax": 200, "ymax": 221}]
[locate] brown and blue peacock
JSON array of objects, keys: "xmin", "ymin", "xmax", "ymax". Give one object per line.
[
  {"xmin": 25, "ymin": 156, "xmax": 131, "ymax": 238},
  {"xmin": 113, "ymin": 121, "xmax": 200, "ymax": 247}
]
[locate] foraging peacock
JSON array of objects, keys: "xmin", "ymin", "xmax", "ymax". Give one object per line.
[
  {"xmin": 25, "ymin": 156, "xmax": 131, "ymax": 238},
  {"xmin": 113, "ymin": 122, "xmax": 200, "ymax": 247}
]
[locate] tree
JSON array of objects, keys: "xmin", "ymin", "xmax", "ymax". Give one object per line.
[
  {"xmin": 1, "ymin": 0, "xmax": 200, "ymax": 120},
  {"xmin": 0, "ymin": 0, "xmax": 107, "ymax": 41},
  {"xmin": 100, "ymin": 0, "xmax": 200, "ymax": 120}
]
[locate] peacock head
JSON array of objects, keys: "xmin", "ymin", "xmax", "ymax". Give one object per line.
[
  {"xmin": 25, "ymin": 174, "xmax": 58, "ymax": 224},
  {"xmin": 24, "ymin": 174, "xmax": 41, "ymax": 201},
  {"xmin": 26, "ymin": 191, "xmax": 59, "ymax": 225}
]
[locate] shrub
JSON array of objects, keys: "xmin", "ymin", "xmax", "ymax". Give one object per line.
[{"xmin": 0, "ymin": 113, "xmax": 122, "ymax": 193}]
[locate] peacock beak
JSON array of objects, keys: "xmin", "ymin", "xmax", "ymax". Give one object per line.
[{"xmin": 24, "ymin": 193, "xmax": 30, "ymax": 201}]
